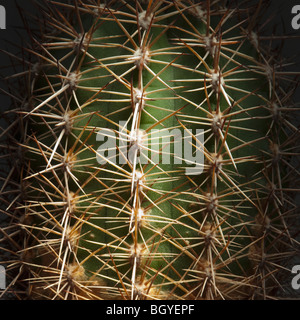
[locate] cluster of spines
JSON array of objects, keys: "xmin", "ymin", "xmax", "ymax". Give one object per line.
[{"xmin": 0, "ymin": 0, "xmax": 299, "ymax": 300}]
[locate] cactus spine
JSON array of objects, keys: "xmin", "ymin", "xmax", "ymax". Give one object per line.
[{"xmin": 1, "ymin": 0, "xmax": 299, "ymax": 300}]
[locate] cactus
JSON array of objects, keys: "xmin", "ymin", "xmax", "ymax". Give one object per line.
[{"xmin": 1, "ymin": 0, "xmax": 300, "ymax": 300}]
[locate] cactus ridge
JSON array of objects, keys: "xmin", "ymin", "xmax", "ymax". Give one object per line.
[{"xmin": 0, "ymin": 0, "xmax": 300, "ymax": 300}]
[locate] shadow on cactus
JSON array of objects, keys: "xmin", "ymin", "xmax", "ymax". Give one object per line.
[{"xmin": 1, "ymin": 0, "xmax": 300, "ymax": 300}]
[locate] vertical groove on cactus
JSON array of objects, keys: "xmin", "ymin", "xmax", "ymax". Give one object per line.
[{"xmin": 1, "ymin": 0, "xmax": 300, "ymax": 300}]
